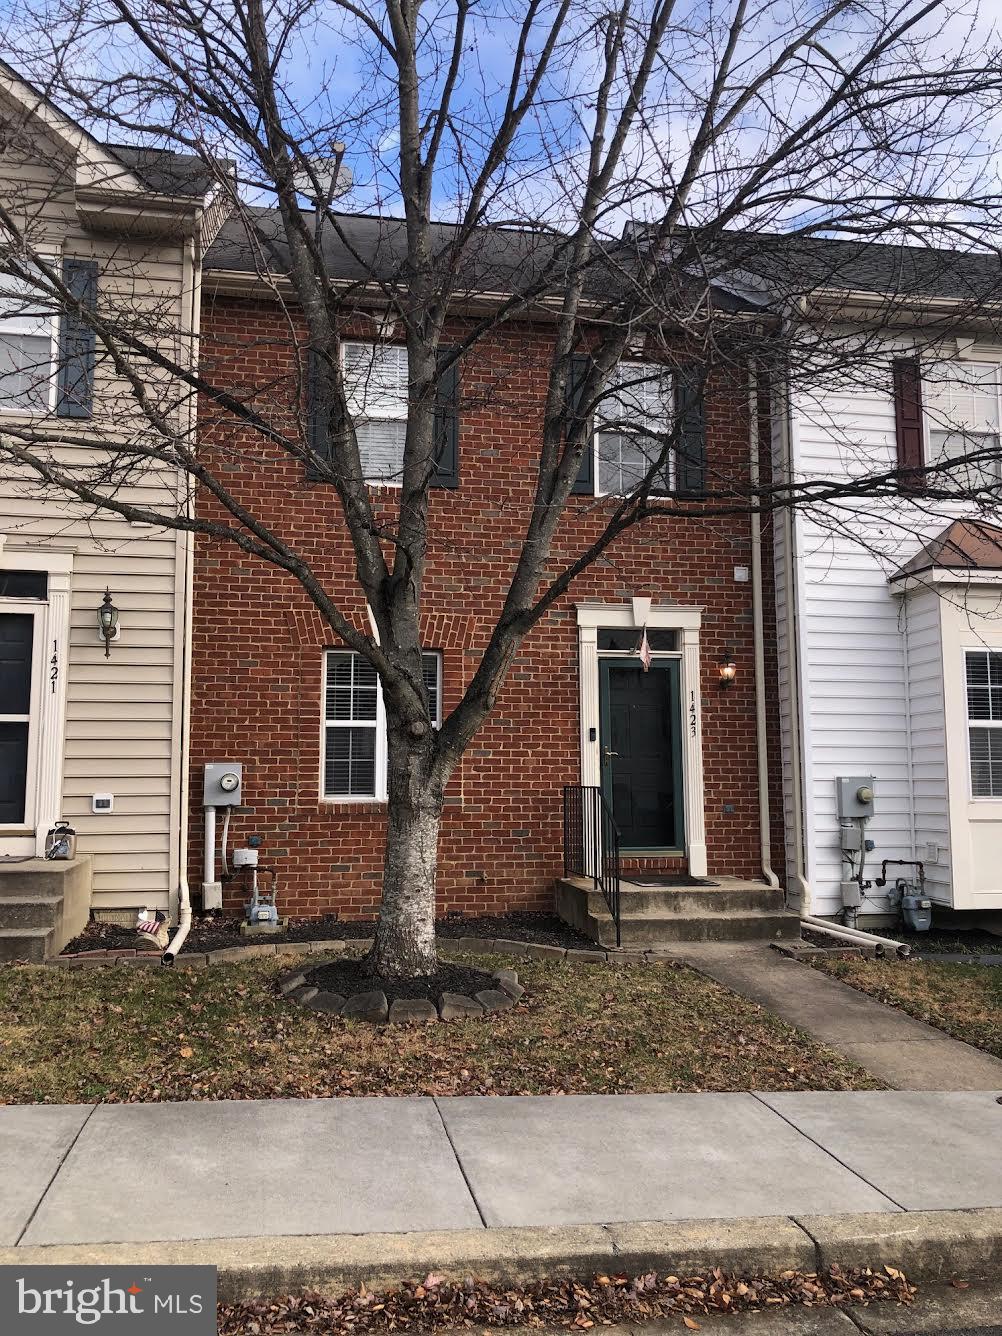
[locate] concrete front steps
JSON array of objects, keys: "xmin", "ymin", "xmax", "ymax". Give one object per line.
[
  {"xmin": 555, "ymin": 874, "xmax": 800, "ymax": 948},
  {"xmin": 0, "ymin": 856, "xmax": 92, "ymax": 963}
]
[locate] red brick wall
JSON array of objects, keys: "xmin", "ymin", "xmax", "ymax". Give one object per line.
[{"xmin": 191, "ymin": 296, "xmax": 784, "ymax": 919}]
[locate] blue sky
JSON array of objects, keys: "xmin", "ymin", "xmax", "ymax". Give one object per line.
[{"xmin": 0, "ymin": 0, "xmax": 999, "ymax": 248}]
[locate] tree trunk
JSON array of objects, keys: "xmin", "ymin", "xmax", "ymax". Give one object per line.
[{"xmin": 369, "ymin": 721, "xmax": 443, "ymax": 979}]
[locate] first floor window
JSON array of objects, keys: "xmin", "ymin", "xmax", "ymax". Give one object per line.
[
  {"xmin": 0, "ymin": 265, "xmax": 56, "ymax": 413},
  {"xmin": 924, "ymin": 360, "xmax": 1001, "ymax": 488},
  {"xmin": 342, "ymin": 340, "xmax": 409, "ymax": 483},
  {"xmin": 595, "ymin": 361, "xmax": 673, "ymax": 496},
  {"xmin": 323, "ymin": 648, "xmax": 442, "ymax": 798},
  {"xmin": 966, "ymin": 649, "xmax": 1002, "ymax": 797}
]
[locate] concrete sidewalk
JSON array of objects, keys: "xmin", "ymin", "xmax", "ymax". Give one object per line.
[
  {"xmin": 4, "ymin": 1090, "xmax": 1002, "ymax": 1248},
  {"xmin": 680, "ymin": 944, "xmax": 1002, "ymax": 1089}
]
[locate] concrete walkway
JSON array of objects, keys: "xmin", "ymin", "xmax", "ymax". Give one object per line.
[
  {"xmin": 4, "ymin": 1090, "xmax": 1002, "ymax": 1248},
  {"xmin": 679, "ymin": 943, "xmax": 1002, "ymax": 1089}
]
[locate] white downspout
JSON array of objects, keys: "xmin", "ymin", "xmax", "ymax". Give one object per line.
[
  {"xmin": 749, "ymin": 361, "xmax": 780, "ymax": 890},
  {"xmin": 163, "ymin": 229, "xmax": 200, "ymax": 966},
  {"xmin": 777, "ymin": 376, "xmax": 812, "ymax": 910}
]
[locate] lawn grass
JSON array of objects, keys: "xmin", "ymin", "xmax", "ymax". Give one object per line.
[
  {"xmin": 816, "ymin": 956, "xmax": 1002, "ymax": 1058},
  {"xmin": 0, "ymin": 953, "xmax": 881, "ymax": 1103}
]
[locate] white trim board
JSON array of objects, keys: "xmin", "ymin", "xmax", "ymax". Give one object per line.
[{"xmin": 575, "ymin": 601, "xmax": 707, "ymax": 877}]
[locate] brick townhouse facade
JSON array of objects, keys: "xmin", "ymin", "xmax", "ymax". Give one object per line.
[{"xmin": 190, "ymin": 216, "xmax": 784, "ymax": 921}]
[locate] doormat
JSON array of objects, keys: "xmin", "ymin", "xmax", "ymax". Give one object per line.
[{"xmin": 625, "ymin": 874, "xmax": 719, "ymax": 887}]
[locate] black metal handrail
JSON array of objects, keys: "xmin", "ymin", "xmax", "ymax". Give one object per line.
[{"xmin": 562, "ymin": 784, "xmax": 621, "ymax": 947}]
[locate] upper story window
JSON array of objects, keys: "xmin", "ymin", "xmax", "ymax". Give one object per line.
[
  {"xmin": 342, "ymin": 341, "xmax": 408, "ymax": 483},
  {"xmin": 323, "ymin": 648, "xmax": 443, "ymax": 799},
  {"xmin": 923, "ymin": 361, "xmax": 1000, "ymax": 486},
  {"xmin": 0, "ymin": 267, "xmax": 56, "ymax": 414},
  {"xmin": 594, "ymin": 362, "xmax": 674, "ymax": 496},
  {"xmin": 966, "ymin": 649, "xmax": 1002, "ymax": 797}
]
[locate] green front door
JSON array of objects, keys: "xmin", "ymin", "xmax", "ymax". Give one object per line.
[{"xmin": 599, "ymin": 659, "xmax": 683, "ymax": 851}]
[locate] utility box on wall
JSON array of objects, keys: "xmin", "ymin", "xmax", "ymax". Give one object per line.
[
  {"xmin": 203, "ymin": 762, "xmax": 243, "ymax": 807},
  {"xmin": 836, "ymin": 776, "xmax": 875, "ymax": 821}
]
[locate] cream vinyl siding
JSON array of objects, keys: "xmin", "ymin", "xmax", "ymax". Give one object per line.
[{"xmin": 0, "ymin": 101, "xmax": 193, "ymax": 908}]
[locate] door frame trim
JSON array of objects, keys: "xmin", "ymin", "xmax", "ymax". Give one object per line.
[
  {"xmin": 0, "ymin": 546, "xmax": 72, "ymax": 856},
  {"xmin": 576, "ymin": 602, "xmax": 707, "ymax": 876}
]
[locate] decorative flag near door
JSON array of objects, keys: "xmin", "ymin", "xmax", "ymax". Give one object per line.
[{"xmin": 637, "ymin": 628, "xmax": 652, "ymax": 672}]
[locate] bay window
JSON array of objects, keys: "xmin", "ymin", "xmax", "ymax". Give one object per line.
[{"xmin": 966, "ymin": 648, "xmax": 1002, "ymax": 797}]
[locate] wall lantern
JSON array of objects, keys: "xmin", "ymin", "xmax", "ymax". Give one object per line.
[
  {"xmin": 98, "ymin": 588, "xmax": 119, "ymax": 657},
  {"xmin": 718, "ymin": 650, "xmax": 737, "ymax": 688}
]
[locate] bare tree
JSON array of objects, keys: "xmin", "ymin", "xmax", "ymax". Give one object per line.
[{"xmin": 1, "ymin": 0, "xmax": 1002, "ymax": 976}]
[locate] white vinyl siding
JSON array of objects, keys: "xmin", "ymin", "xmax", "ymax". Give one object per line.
[
  {"xmin": 0, "ymin": 264, "xmax": 57, "ymax": 412},
  {"xmin": 779, "ymin": 336, "xmax": 1002, "ymax": 914},
  {"xmin": 783, "ymin": 359, "xmax": 925, "ymax": 914},
  {"xmin": 595, "ymin": 362, "xmax": 673, "ymax": 496},
  {"xmin": 323, "ymin": 649, "xmax": 442, "ymax": 799},
  {"xmin": 966, "ymin": 649, "xmax": 1002, "ymax": 798},
  {"xmin": 924, "ymin": 360, "xmax": 1001, "ymax": 488},
  {"xmin": 342, "ymin": 341, "xmax": 408, "ymax": 483}
]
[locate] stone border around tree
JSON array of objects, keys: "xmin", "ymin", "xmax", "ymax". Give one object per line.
[
  {"xmin": 44, "ymin": 935, "xmax": 674, "ymax": 969},
  {"xmin": 278, "ymin": 964, "xmax": 527, "ymax": 1024}
]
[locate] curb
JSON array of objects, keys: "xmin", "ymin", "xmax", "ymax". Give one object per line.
[
  {"xmin": 43, "ymin": 936, "xmax": 671, "ymax": 970},
  {"xmin": 1, "ymin": 1210, "xmax": 999, "ymax": 1302}
]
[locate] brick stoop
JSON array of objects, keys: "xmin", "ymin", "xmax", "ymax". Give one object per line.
[
  {"xmin": 554, "ymin": 875, "xmax": 800, "ymax": 947},
  {"xmin": 0, "ymin": 857, "xmax": 93, "ymax": 963}
]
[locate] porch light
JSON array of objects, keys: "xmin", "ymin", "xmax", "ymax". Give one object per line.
[
  {"xmin": 719, "ymin": 650, "xmax": 737, "ymax": 687},
  {"xmin": 98, "ymin": 589, "xmax": 119, "ymax": 658}
]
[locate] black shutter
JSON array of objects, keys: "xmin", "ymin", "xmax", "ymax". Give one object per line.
[
  {"xmin": 892, "ymin": 357, "xmax": 924, "ymax": 491},
  {"xmin": 56, "ymin": 258, "xmax": 97, "ymax": 419},
  {"xmin": 432, "ymin": 349, "xmax": 459, "ymax": 488},
  {"xmin": 567, "ymin": 354, "xmax": 593, "ymax": 494},
  {"xmin": 674, "ymin": 368, "xmax": 706, "ymax": 497}
]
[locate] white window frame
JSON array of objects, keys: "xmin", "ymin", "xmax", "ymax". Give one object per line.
[
  {"xmin": 593, "ymin": 361, "xmax": 674, "ymax": 498},
  {"xmin": 341, "ymin": 339, "xmax": 409, "ymax": 486},
  {"xmin": 0, "ymin": 260, "xmax": 58, "ymax": 416},
  {"xmin": 321, "ymin": 648, "xmax": 443, "ymax": 801},
  {"xmin": 964, "ymin": 647, "xmax": 1002, "ymax": 800},
  {"xmin": 923, "ymin": 358, "xmax": 1002, "ymax": 482}
]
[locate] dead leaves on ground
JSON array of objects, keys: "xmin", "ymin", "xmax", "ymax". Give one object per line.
[
  {"xmin": 0, "ymin": 954, "xmax": 879, "ymax": 1105},
  {"xmin": 217, "ymin": 1265, "xmax": 916, "ymax": 1334}
]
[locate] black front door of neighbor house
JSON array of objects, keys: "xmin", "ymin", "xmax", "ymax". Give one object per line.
[
  {"xmin": 599, "ymin": 659, "xmax": 682, "ymax": 851},
  {"xmin": 0, "ymin": 613, "xmax": 33, "ymax": 825}
]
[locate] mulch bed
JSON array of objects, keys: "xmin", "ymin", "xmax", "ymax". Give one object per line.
[
  {"xmin": 217, "ymin": 1265, "xmax": 916, "ymax": 1334},
  {"xmin": 307, "ymin": 957, "xmax": 497, "ymax": 1004},
  {"xmin": 61, "ymin": 910, "xmax": 594, "ymax": 956}
]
